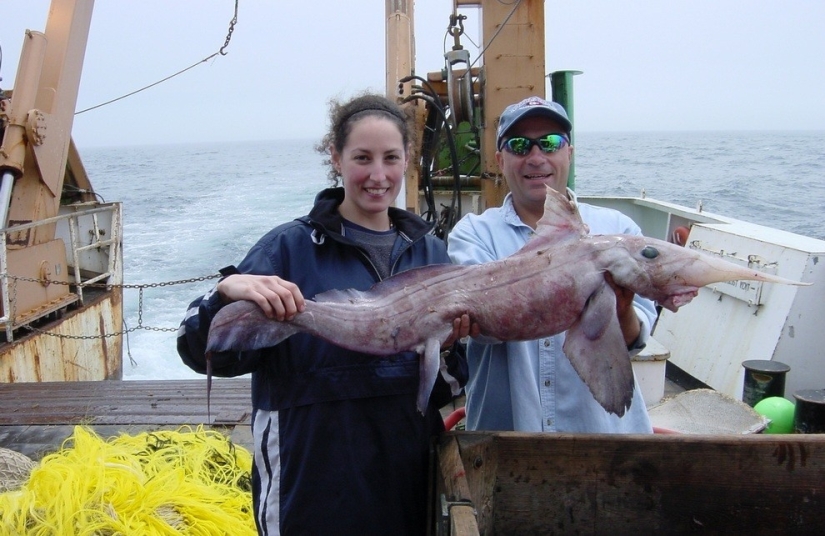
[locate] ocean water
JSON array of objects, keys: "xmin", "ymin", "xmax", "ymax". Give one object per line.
[
  {"xmin": 87, "ymin": 139, "xmax": 328, "ymax": 380},
  {"xmin": 82, "ymin": 131, "xmax": 825, "ymax": 380}
]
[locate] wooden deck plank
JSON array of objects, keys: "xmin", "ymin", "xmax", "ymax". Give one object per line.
[
  {"xmin": 0, "ymin": 378, "xmax": 253, "ymax": 460},
  {"xmin": 0, "ymin": 379, "xmax": 251, "ymax": 423}
]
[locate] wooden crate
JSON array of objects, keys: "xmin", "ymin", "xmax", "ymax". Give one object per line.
[{"xmin": 432, "ymin": 431, "xmax": 825, "ymax": 535}]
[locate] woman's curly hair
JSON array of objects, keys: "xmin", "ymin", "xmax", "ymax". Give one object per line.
[{"xmin": 317, "ymin": 92, "xmax": 415, "ymax": 185}]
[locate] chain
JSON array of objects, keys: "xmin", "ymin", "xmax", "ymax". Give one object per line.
[
  {"xmin": 7, "ymin": 273, "xmax": 220, "ymax": 340},
  {"xmin": 220, "ymin": 0, "xmax": 239, "ymax": 56},
  {"xmin": 76, "ymin": 2, "xmax": 240, "ymax": 115},
  {"xmin": 8, "ymin": 273, "xmax": 218, "ymax": 289}
]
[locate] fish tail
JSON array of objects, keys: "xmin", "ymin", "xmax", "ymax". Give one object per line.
[{"xmin": 206, "ymin": 300, "xmax": 301, "ymax": 352}]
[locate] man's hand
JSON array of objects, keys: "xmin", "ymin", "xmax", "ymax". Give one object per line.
[
  {"xmin": 441, "ymin": 313, "xmax": 481, "ymax": 350},
  {"xmin": 604, "ymin": 273, "xmax": 641, "ymax": 346}
]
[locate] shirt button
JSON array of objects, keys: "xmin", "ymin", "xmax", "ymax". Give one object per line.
[
  {"xmin": 546, "ymin": 418, "xmax": 553, "ymax": 426},
  {"xmin": 544, "ymin": 380, "xmax": 551, "ymax": 387},
  {"xmin": 543, "ymin": 339, "xmax": 550, "ymax": 347}
]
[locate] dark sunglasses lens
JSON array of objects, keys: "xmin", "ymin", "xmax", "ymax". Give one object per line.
[
  {"xmin": 505, "ymin": 137, "xmax": 531, "ymax": 155},
  {"xmin": 504, "ymin": 134, "xmax": 568, "ymax": 155},
  {"xmin": 538, "ymin": 134, "xmax": 566, "ymax": 152}
]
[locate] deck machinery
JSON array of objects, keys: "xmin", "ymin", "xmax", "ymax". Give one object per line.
[{"xmin": 0, "ymin": 0, "xmax": 122, "ymax": 382}]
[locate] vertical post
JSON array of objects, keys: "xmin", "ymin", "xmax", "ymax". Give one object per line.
[
  {"xmin": 481, "ymin": 0, "xmax": 546, "ymax": 209},
  {"xmin": 0, "ymin": 229, "xmax": 12, "ymax": 341},
  {"xmin": 0, "ymin": 31, "xmax": 48, "ymax": 228},
  {"xmin": 385, "ymin": 0, "xmax": 414, "ymax": 101},
  {"xmin": 4, "ymin": 0, "xmax": 95, "ymax": 245},
  {"xmin": 386, "ymin": 0, "xmax": 418, "ymax": 211},
  {"xmin": 68, "ymin": 212, "xmax": 84, "ymax": 302},
  {"xmin": 549, "ymin": 70, "xmax": 582, "ymax": 190}
]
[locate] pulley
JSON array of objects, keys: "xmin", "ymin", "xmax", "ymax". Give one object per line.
[{"xmin": 444, "ymin": 14, "xmax": 474, "ymax": 128}]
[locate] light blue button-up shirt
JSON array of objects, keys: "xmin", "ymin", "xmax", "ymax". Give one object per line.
[{"xmin": 447, "ymin": 191, "xmax": 656, "ymax": 433}]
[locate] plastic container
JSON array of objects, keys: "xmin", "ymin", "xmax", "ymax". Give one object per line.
[
  {"xmin": 741, "ymin": 360, "xmax": 790, "ymax": 407},
  {"xmin": 792, "ymin": 389, "xmax": 825, "ymax": 434}
]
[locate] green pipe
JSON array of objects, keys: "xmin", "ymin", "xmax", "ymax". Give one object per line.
[{"xmin": 549, "ymin": 70, "xmax": 582, "ymax": 190}]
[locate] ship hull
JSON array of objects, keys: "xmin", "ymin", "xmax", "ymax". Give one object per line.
[{"xmin": 0, "ymin": 289, "xmax": 122, "ymax": 382}]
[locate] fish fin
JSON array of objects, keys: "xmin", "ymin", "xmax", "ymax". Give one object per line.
[
  {"xmin": 563, "ymin": 282, "xmax": 635, "ymax": 416},
  {"xmin": 533, "ymin": 186, "xmax": 589, "ymax": 244},
  {"xmin": 417, "ymin": 338, "xmax": 442, "ymax": 415},
  {"xmin": 206, "ymin": 300, "xmax": 299, "ymax": 352}
]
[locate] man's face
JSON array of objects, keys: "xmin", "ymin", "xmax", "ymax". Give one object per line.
[{"xmin": 495, "ymin": 115, "xmax": 573, "ymax": 211}]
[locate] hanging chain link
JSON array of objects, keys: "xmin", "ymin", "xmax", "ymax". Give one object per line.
[
  {"xmin": 219, "ymin": 0, "xmax": 239, "ymax": 56},
  {"xmin": 6, "ymin": 273, "xmax": 220, "ymax": 340},
  {"xmin": 76, "ymin": 1, "xmax": 240, "ymax": 115}
]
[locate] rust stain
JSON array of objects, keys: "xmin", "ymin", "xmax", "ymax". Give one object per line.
[
  {"xmin": 99, "ymin": 314, "xmax": 109, "ymax": 378},
  {"xmin": 1, "ymin": 292, "xmax": 123, "ymax": 383},
  {"xmin": 773, "ymin": 443, "xmax": 804, "ymax": 471},
  {"xmin": 796, "ymin": 442, "xmax": 809, "ymax": 467},
  {"xmin": 34, "ymin": 347, "xmax": 42, "ymax": 382}
]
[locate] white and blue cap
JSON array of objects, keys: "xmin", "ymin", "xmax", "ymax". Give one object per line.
[{"xmin": 496, "ymin": 96, "xmax": 572, "ymax": 149}]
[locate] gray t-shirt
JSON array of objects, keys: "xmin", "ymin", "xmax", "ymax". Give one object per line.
[{"xmin": 342, "ymin": 220, "xmax": 398, "ymax": 280}]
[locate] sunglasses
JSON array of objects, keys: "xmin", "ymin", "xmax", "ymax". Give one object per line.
[{"xmin": 501, "ymin": 133, "xmax": 570, "ymax": 156}]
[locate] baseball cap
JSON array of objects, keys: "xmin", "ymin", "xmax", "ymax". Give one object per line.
[{"xmin": 496, "ymin": 96, "xmax": 572, "ymax": 149}]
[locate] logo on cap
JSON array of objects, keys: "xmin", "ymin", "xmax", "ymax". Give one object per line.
[{"xmin": 517, "ymin": 96, "xmax": 551, "ymax": 109}]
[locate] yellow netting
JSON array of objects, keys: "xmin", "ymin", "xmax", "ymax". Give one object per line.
[{"xmin": 0, "ymin": 425, "xmax": 256, "ymax": 535}]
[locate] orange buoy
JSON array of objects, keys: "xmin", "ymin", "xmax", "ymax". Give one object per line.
[{"xmin": 671, "ymin": 226, "xmax": 690, "ymax": 246}]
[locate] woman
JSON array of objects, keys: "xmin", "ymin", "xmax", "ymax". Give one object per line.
[{"xmin": 177, "ymin": 93, "xmax": 469, "ymax": 535}]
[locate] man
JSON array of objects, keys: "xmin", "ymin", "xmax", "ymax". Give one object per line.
[{"xmin": 447, "ymin": 96, "xmax": 656, "ymax": 433}]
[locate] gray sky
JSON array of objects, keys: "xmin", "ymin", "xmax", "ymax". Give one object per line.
[{"xmin": 3, "ymin": 1, "xmax": 824, "ymax": 148}]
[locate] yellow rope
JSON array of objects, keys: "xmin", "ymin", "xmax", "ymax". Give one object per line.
[{"xmin": 0, "ymin": 425, "xmax": 256, "ymax": 535}]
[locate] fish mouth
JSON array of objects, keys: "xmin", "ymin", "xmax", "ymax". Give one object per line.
[{"xmin": 659, "ymin": 289, "xmax": 700, "ymax": 312}]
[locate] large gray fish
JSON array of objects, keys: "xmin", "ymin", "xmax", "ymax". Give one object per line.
[{"xmin": 207, "ymin": 186, "xmax": 808, "ymax": 416}]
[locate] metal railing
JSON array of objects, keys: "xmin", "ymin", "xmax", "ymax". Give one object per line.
[{"xmin": 0, "ymin": 201, "xmax": 122, "ymax": 342}]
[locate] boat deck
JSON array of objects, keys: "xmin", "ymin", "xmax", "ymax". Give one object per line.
[
  {"xmin": 0, "ymin": 378, "xmax": 253, "ymax": 460},
  {"xmin": 1, "ymin": 374, "xmax": 689, "ymax": 462}
]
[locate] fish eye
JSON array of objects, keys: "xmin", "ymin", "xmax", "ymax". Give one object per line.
[{"xmin": 641, "ymin": 246, "xmax": 659, "ymax": 259}]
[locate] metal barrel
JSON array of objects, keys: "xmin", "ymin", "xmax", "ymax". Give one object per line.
[
  {"xmin": 793, "ymin": 389, "xmax": 825, "ymax": 434},
  {"xmin": 741, "ymin": 360, "xmax": 790, "ymax": 407}
]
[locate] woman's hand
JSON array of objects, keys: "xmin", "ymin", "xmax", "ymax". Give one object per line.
[{"xmin": 217, "ymin": 274, "xmax": 305, "ymax": 321}]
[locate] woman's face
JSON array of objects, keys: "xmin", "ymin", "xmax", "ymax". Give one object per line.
[{"xmin": 333, "ymin": 115, "xmax": 408, "ymax": 229}]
